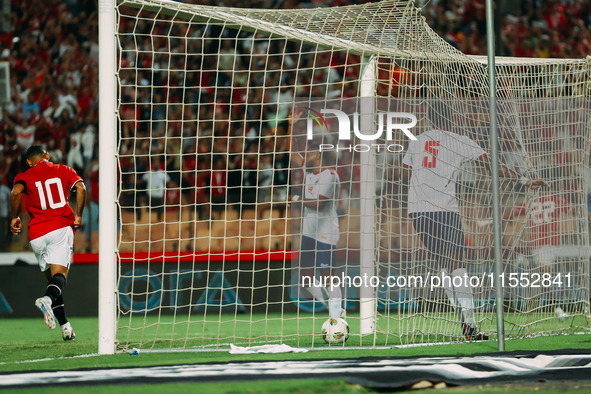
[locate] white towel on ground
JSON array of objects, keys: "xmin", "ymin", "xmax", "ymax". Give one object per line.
[{"xmin": 229, "ymin": 344, "xmax": 308, "ymax": 354}]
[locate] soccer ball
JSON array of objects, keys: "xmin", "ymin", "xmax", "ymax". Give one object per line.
[{"xmin": 321, "ymin": 318, "xmax": 350, "ymax": 344}]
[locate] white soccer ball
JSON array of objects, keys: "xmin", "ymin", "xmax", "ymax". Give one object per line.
[{"xmin": 321, "ymin": 318, "xmax": 350, "ymax": 344}]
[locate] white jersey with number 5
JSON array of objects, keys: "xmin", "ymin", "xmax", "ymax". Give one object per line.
[
  {"xmin": 402, "ymin": 129, "xmax": 486, "ymax": 214},
  {"xmin": 301, "ymin": 168, "xmax": 340, "ymax": 246}
]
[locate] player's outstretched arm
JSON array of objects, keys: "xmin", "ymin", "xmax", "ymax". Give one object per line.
[
  {"xmin": 479, "ymin": 155, "xmax": 549, "ymax": 189},
  {"xmin": 526, "ymin": 178, "xmax": 550, "ymax": 189},
  {"xmin": 501, "ymin": 166, "xmax": 549, "ymax": 189},
  {"xmin": 290, "ymin": 152, "xmax": 304, "ymax": 168},
  {"xmin": 74, "ymin": 181, "xmax": 87, "ymax": 229},
  {"xmin": 10, "ymin": 183, "xmax": 25, "ymax": 234},
  {"xmin": 288, "ymin": 109, "xmax": 304, "ymax": 167}
]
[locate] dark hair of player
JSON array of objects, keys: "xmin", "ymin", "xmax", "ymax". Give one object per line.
[
  {"xmin": 25, "ymin": 145, "xmax": 47, "ymax": 160},
  {"xmin": 307, "ymin": 143, "xmax": 336, "ymax": 167}
]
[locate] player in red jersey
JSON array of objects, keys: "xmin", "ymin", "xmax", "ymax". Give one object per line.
[
  {"xmin": 10, "ymin": 145, "xmax": 86, "ymax": 341},
  {"xmin": 525, "ymin": 196, "xmax": 571, "ymax": 249},
  {"xmin": 514, "ymin": 195, "xmax": 580, "ymax": 267},
  {"xmin": 514, "ymin": 194, "xmax": 585, "ymax": 317}
]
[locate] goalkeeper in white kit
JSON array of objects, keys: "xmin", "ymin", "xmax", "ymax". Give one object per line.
[{"xmin": 402, "ymin": 105, "xmax": 547, "ymax": 340}]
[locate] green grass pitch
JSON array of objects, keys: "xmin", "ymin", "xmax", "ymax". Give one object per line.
[{"xmin": 1, "ymin": 315, "xmax": 590, "ymax": 393}]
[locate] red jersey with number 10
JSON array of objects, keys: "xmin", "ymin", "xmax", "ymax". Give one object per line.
[{"xmin": 14, "ymin": 160, "xmax": 83, "ymax": 240}]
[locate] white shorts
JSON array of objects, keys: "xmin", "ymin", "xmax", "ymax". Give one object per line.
[{"xmin": 30, "ymin": 226, "xmax": 74, "ymax": 272}]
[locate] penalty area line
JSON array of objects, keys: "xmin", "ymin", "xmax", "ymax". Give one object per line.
[{"xmin": 0, "ymin": 353, "xmax": 99, "ymax": 367}]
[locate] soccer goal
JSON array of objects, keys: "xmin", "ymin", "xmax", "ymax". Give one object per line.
[{"xmin": 98, "ymin": 0, "xmax": 591, "ymax": 354}]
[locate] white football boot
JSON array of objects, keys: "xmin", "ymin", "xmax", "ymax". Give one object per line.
[{"xmin": 35, "ymin": 296, "xmax": 56, "ymax": 329}]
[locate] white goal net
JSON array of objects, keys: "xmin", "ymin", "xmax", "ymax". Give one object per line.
[{"xmin": 107, "ymin": 0, "xmax": 591, "ymax": 351}]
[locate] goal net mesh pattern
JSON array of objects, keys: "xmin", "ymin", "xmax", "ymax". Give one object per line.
[{"xmin": 114, "ymin": 0, "xmax": 591, "ymax": 350}]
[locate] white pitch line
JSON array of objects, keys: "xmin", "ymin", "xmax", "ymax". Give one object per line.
[
  {"xmin": 4, "ymin": 331, "xmax": 588, "ymax": 361},
  {"xmin": 0, "ymin": 353, "xmax": 99, "ymax": 367}
]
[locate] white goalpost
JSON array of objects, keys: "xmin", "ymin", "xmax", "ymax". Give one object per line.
[
  {"xmin": 98, "ymin": 0, "xmax": 118, "ymax": 355},
  {"xmin": 98, "ymin": 0, "xmax": 591, "ymax": 354},
  {"xmin": 358, "ymin": 56, "xmax": 377, "ymax": 337}
]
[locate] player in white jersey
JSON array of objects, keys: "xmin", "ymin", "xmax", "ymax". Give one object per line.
[
  {"xmin": 300, "ymin": 165, "xmax": 341, "ymax": 248},
  {"xmin": 402, "ymin": 109, "xmax": 547, "ymax": 340},
  {"xmin": 289, "ymin": 111, "xmax": 343, "ymax": 319}
]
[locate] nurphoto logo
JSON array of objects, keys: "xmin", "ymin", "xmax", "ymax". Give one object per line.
[{"xmin": 304, "ymin": 107, "xmax": 417, "ymax": 153}]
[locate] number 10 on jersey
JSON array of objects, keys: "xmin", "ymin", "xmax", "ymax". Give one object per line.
[{"xmin": 35, "ymin": 178, "xmax": 67, "ymax": 210}]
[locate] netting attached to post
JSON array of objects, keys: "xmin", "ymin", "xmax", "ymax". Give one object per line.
[{"xmin": 111, "ymin": 0, "xmax": 591, "ymax": 351}]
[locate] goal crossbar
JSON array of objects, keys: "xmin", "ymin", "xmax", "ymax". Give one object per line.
[
  {"xmin": 119, "ymin": 0, "xmax": 471, "ymax": 62},
  {"xmin": 100, "ymin": 0, "xmax": 591, "ymax": 355},
  {"xmin": 119, "ymin": 0, "xmax": 590, "ymax": 69}
]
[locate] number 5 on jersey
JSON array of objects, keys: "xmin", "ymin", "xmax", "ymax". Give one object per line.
[
  {"xmin": 35, "ymin": 178, "xmax": 67, "ymax": 210},
  {"xmin": 423, "ymin": 140, "xmax": 440, "ymax": 168}
]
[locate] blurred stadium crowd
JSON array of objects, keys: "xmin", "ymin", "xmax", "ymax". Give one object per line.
[
  {"xmin": 424, "ymin": 0, "xmax": 591, "ymax": 57},
  {"xmin": 0, "ymin": 0, "xmax": 589, "ymax": 253}
]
